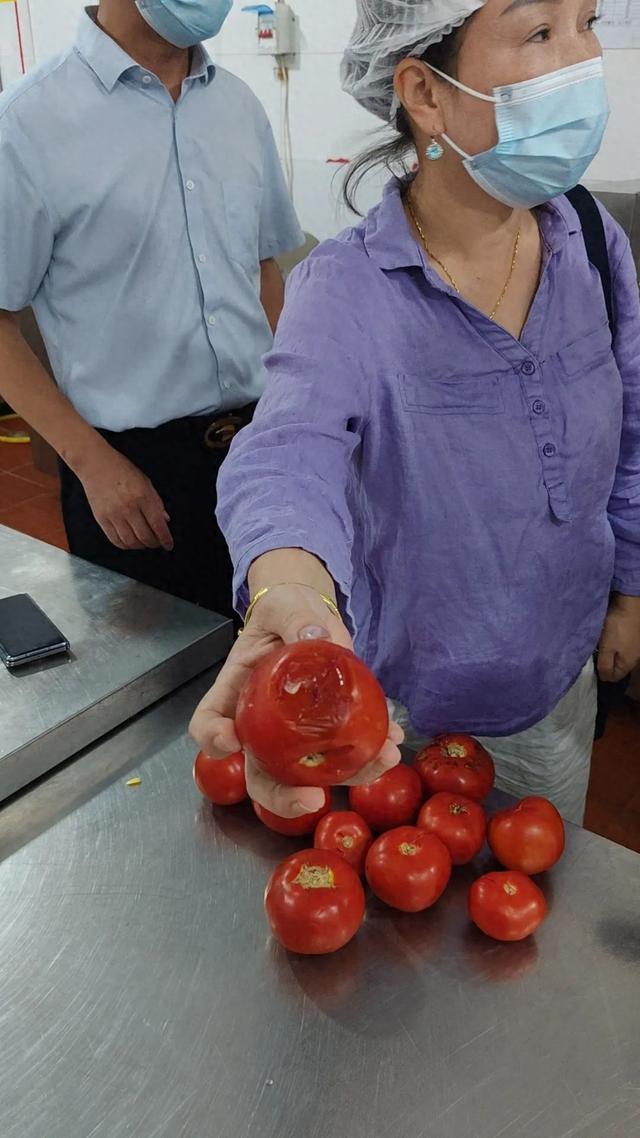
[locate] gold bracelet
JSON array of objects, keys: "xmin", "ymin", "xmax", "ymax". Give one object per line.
[{"xmin": 243, "ymin": 583, "xmax": 341, "ymax": 628}]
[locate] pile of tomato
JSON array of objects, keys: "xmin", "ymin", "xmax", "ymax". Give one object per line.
[
  {"xmin": 194, "ymin": 642, "xmax": 566, "ymax": 957},
  {"xmin": 194, "ymin": 733, "xmax": 566, "ymax": 956}
]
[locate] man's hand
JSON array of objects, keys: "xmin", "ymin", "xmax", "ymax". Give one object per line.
[
  {"xmin": 598, "ymin": 595, "xmax": 640, "ymax": 683},
  {"xmin": 79, "ymin": 445, "xmax": 174, "ymax": 552}
]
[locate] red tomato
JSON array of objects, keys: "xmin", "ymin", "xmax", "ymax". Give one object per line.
[
  {"xmin": 253, "ymin": 790, "xmax": 331, "ymax": 836},
  {"xmin": 265, "ymin": 848, "xmax": 366, "ymax": 954},
  {"xmin": 416, "ymin": 735, "xmax": 495, "ymax": 802},
  {"xmin": 488, "ymin": 796, "xmax": 566, "ymax": 875},
  {"xmin": 469, "ymin": 871, "xmax": 547, "ymax": 941},
  {"xmin": 314, "ymin": 811, "xmax": 373, "ymax": 876},
  {"xmin": 365, "ymin": 826, "xmax": 452, "ymax": 912},
  {"xmin": 235, "ymin": 640, "xmax": 389, "ymax": 787},
  {"xmin": 349, "ymin": 765, "xmax": 423, "ymax": 833},
  {"xmin": 417, "ymin": 792, "xmax": 486, "ymax": 865},
  {"xmin": 193, "ymin": 751, "xmax": 247, "ymax": 806}
]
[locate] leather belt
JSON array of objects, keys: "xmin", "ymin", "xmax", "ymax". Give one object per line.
[{"xmin": 203, "ymin": 406, "xmax": 255, "ymax": 450}]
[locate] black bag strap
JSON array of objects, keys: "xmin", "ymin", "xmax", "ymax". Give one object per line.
[
  {"xmin": 565, "ymin": 186, "xmax": 624, "ymax": 741},
  {"xmin": 565, "ymin": 184, "xmax": 615, "ymax": 334}
]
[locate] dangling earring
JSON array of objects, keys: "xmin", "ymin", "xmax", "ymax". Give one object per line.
[{"xmin": 426, "ymin": 138, "xmax": 444, "ymax": 161}]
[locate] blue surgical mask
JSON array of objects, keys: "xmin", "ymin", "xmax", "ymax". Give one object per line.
[
  {"xmin": 429, "ymin": 58, "xmax": 609, "ymax": 209},
  {"xmin": 136, "ymin": 0, "xmax": 233, "ymax": 48}
]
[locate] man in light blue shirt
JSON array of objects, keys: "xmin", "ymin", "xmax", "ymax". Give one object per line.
[{"xmin": 0, "ymin": 1, "xmax": 304, "ymax": 615}]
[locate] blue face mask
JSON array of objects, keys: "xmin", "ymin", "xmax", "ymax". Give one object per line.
[
  {"xmin": 429, "ymin": 58, "xmax": 609, "ymax": 210},
  {"xmin": 136, "ymin": 0, "xmax": 233, "ymax": 48}
]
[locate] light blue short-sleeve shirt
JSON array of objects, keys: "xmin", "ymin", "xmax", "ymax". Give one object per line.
[{"xmin": 0, "ymin": 9, "xmax": 304, "ymax": 430}]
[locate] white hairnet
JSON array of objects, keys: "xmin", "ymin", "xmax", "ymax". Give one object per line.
[{"xmin": 341, "ymin": 0, "xmax": 485, "ymax": 123}]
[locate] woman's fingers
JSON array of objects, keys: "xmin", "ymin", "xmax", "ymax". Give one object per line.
[
  {"xmin": 387, "ymin": 719, "xmax": 405, "ymax": 746},
  {"xmin": 343, "ymin": 742, "xmax": 403, "ymax": 787},
  {"xmin": 190, "ymin": 580, "xmax": 397, "ymax": 810},
  {"xmin": 245, "ymin": 753, "xmax": 326, "ymax": 817},
  {"xmin": 189, "ymin": 632, "xmax": 279, "ymax": 758},
  {"xmin": 191, "ymin": 713, "xmax": 242, "ymax": 761},
  {"xmin": 245, "ymin": 728, "xmax": 404, "ymax": 818},
  {"xmin": 190, "ymin": 588, "xmax": 353, "ymax": 760}
]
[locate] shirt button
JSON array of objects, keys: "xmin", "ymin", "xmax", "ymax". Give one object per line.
[
  {"xmin": 186, "ymin": 180, "xmax": 195, "ymax": 191},
  {"xmin": 543, "ymin": 443, "xmax": 557, "ymax": 458},
  {"xmin": 208, "ymin": 315, "xmax": 217, "ymax": 326},
  {"xmin": 198, "ymin": 254, "xmax": 207, "ymax": 264},
  {"xmin": 142, "ymin": 75, "xmax": 152, "ymax": 85},
  {"xmin": 522, "ymin": 360, "xmax": 536, "ymax": 376},
  {"xmin": 532, "ymin": 399, "xmax": 546, "ymax": 415},
  {"xmin": 223, "ymin": 381, "xmax": 231, "ymax": 390}
]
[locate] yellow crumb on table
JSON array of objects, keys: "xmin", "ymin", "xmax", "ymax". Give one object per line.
[{"xmin": 126, "ymin": 777, "xmax": 142, "ymax": 788}]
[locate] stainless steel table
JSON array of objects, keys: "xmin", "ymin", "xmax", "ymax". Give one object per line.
[
  {"xmin": 0, "ymin": 672, "xmax": 638, "ymax": 1138},
  {"xmin": 0, "ymin": 527, "xmax": 232, "ymax": 801}
]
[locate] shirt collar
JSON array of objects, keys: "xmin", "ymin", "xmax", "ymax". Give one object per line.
[
  {"xmin": 363, "ymin": 180, "xmax": 424, "ymax": 272},
  {"xmin": 75, "ymin": 7, "xmax": 215, "ymax": 93},
  {"xmin": 364, "ymin": 178, "xmax": 574, "ymax": 272},
  {"xmin": 191, "ymin": 44, "xmax": 215, "ymax": 83}
]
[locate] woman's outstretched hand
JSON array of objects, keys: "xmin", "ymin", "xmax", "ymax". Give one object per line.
[{"xmin": 189, "ymin": 583, "xmax": 403, "ymax": 817}]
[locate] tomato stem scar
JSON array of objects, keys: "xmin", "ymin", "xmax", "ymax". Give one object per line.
[
  {"xmin": 295, "ymin": 865, "xmax": 336, "ymax": 889},
  {"xmin": 299, "ymin": 753, "xmax": 326, "ymax": 768},
  {"xmin": 399, "ymin": 842, "xmax": 418, "ymax": 856}
]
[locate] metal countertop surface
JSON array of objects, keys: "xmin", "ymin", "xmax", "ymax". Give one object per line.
[
  {"xmin": 0, "ymin": 527, "xmax": 232, "ymax": 800},
  {"xmin": 0, "ymin": 672, "xmax": 638, "ymax": 1138}
]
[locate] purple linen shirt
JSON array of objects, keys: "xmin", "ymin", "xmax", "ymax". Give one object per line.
[{"xmin": 217, "ymin": 181, "xmax": 640, "ymax": 737}]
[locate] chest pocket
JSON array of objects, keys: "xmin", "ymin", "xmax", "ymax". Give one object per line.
[
  {"xmin": 222, "ymin": 180, "xmax": 263, "ymax": 274},
  {"xmin": 400, "ymin": 372, "xmax": 505, "ymax": 416},
  {"xmin": 557, "ymin": 321, "xmax": 615, "ymax": 383}
]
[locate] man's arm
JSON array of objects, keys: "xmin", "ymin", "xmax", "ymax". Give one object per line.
[
  {"xmin": 259, "ymin": 258, "xmax": 285, "ymax": 335},
  {"xmin": 0, "ymin": 312, "xmax": 100, "ymax": 471},
  {"xmin": 257, "ymin": 113, "xmax": 304, "ymax": 330},
  {"xmin": 0, "ymin": 114, "xmax": 173, "ymax": 553},
  {"xmin": 0, "ymin": 313, "xmax": 173, "ymax": 551}
]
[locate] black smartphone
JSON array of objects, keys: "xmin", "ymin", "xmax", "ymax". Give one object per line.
[{"xmin": 0, "ymin": 594, "xmax": 70, "ymax": 669}]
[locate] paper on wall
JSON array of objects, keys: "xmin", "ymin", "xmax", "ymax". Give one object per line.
[{"xmin": 598, "ymin": 0, "xmax": 640, "ymax": 48}]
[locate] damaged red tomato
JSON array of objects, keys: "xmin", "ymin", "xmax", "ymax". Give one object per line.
[
  {"xmin": 416, "ymin": 735, "xmax": 495, "ymax": 802},
  {"xmin": 236, "ymin": 640, "xmax": 389, "ymax": 787}
]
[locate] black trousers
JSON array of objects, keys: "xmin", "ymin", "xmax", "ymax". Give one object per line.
[
  {"xmin": 59, "ymin": 408, "xmax": 255, "ymax": 619},
  {"xmin": 594, "ymin": 675, "xmax": 630, "ymax": 741}
]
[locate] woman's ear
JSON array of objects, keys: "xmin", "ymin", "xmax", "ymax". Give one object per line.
[{"xmin": 394, "ymin": 59, "xmax": 447, "ymax": 141}]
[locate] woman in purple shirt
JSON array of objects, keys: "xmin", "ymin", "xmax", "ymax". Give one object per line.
[{"xmin": 191, "ymin": 0, "xmax": 640, "ymax": 825}]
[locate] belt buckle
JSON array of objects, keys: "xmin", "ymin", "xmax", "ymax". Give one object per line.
[{"xmin": 204, "ymin": 414, "xmax": 244, "ymax": 450}]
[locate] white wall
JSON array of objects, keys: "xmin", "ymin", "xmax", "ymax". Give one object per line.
[
  {"xmin": 14, "ymin": 1, "xmax": 640, "ymax": 237},
  {"xmin": 0, "ymin": 0, "xmax": 35, "ymax": 89},
  {"xmin": 0, "ymin": 3, "xmax": 21, "ymax": 91},
  {"xmin": 211, "ymin": 1, "xmax": 388, "ymax": 238}
]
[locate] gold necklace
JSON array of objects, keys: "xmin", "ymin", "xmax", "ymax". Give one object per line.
[{"xmin": 406, "ymin": 195, "xmax": 521, "ymax": 323}]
